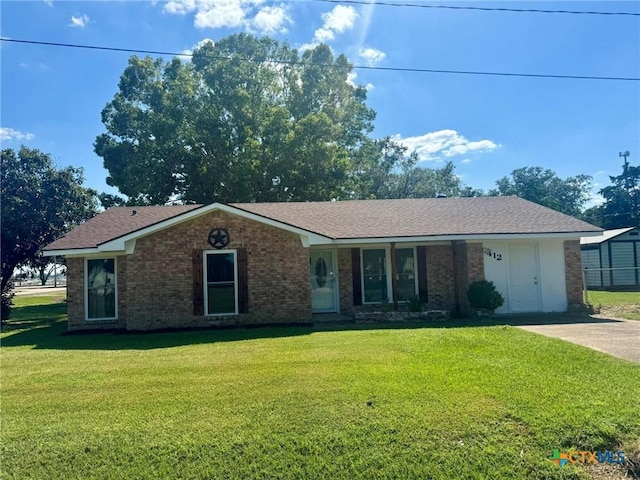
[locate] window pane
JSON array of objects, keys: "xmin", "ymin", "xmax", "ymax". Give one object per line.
[
  {"xmin": 396, "ymin": 248, "xmax": 416, "ymax": 301},
  {"xmin": 87, "ymin": 259, "xmax": 116, "ymax": 319},
  {"xmin": 207, "ymin": 284, "xmax": 235, "ymax": 314},
  {"xmin": 207, "ymin": 253, "xmax": 234, "ymax": 282},
  {"xmin": 363, "ymin": 249, "xmax": 387, "ymax": 302},
  {"xmin": 206, "ymin": 253, "xmax": 236, "ymax": 315}
]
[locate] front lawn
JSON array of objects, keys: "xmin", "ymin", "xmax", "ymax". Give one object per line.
[
  {"xmin": 2, "ymin": 296, "xmax": 639, "ymax": 479},
  {"xmin": 586, "ymin": 290, "xmax": 640, "ymax": 321}
]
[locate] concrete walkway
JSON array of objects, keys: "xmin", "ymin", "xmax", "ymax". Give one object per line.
[{"xmin": 518, "ymin": 317, "xmax": 640, "ymax": 363}]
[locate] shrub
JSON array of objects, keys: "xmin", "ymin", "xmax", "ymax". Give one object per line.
[
  {"xmin": 1, "ymin": 283, "xmax": 15, "ymax": 323},
  {"xmin": 408, "ymin": 294, "xmax": 424, "ymax": 312},
  {"xmin": 467, "ymin": 280, "xmax": 504, "ymax": 312}
]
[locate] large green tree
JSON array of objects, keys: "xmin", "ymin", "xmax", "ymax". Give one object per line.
[
  {"xmin": 582, "ymin": 159, "xmax": 640, "ymax": 228},
  {"xmin": 350, "ymin": 137, "xmax": 477, "ymax": 200},
  {"xmin": 1, "ymin": 147, "xmax": 98, "ymax": 317},
  {"xmin": 489, "ymin": 166, "xmax": 592, "ymax": 217},
  {"xmin": 95, "ymin": 34, "xmax": 376, "ymax": 204}
]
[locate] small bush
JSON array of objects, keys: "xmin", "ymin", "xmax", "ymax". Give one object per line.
[
  {"xmin": 1, "ymin": 284, "xmax": 15, "ymax": 322},
  {"xmin": 467, "ymin": 280, "xmax": 504, "ymax": 312},
  {"xmin": 408, "ymin": 294, "xmax": 424, "ymax": 312}
]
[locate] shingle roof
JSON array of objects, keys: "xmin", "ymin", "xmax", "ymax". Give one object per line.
[
  {"xmin": 44, "ymin": 196, "xmax": 601, "ymax": 252},
  {"xmin": 232, "ymin": 197, "xmax": 601, "ymax": 239},
  {"xmin": 45, "ymin": 204, "xmax": 203, "ymax": 251}
]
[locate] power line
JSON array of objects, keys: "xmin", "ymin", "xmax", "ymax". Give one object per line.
[
  {"xmin": 306, "ymin": 0, "xmax": 640, "ymax": 16},
  {"xmin": 2, "ymin": 38, "xmax": 639, "ymax": 82}
]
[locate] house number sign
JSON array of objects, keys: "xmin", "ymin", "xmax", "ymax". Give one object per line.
[
  {"xmin": 208, "ymin": 228, "xmax": 230, "ymax": 249},
  {"xmin": 483, "ymin": 247, "xmax": 502, "ymax": 261}
]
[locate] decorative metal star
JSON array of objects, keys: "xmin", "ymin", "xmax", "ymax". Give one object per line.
[{"xmin": 208, "ymin": 228, "xmax": 230, "ymax": 249}]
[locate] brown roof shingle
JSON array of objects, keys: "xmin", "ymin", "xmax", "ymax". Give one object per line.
[
  {"xmin": 232, "ymin": 196, "xmax": 601, "ymax": 239},
  {"xmin": 45, "ymin": 204, "xmax": 203, "ymax": 251},
  {"xmin": 44, "ymin": 197, "xmax": 601, "ymax": 252}
]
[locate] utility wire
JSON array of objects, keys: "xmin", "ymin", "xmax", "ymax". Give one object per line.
[
  {"xmin": 3, "ymin": 38, "xmax": 639, "ymax": 82},
  {"xmin": 305, "ymin": 0, "xmax": 640, "ymax": 17}
]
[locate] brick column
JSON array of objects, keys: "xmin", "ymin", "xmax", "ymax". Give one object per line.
[{"xmin": 564, "ymin": 240, "xmax": 584, "ymax": 307}]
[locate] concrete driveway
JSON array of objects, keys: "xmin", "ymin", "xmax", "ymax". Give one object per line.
[{"xmin": 517, "ymin": 316, "xmax": 640, "ymax": 363}]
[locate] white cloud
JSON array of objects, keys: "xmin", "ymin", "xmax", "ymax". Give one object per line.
[
  {"xmin": 252, "ymin": 5, "xmax": 291, "ymax": 34},
  {"xmin": 357, "ymin": 47, "xmax": 385, "ymax": 66},
  {"xmin": 18, "ymin": 61, "xmax": 49, "ymax": 70},
  {"xmin": 585, "ymin": 192, "xmax": 605, "ymax": 209},
  {"xmin": 322, "ymin": 5, "xmax": 358, "ymax": 34},
  {"xmin": 312, "ymin": 5, "xmax": 358, "ymax": 44},
  {"xmin": 461, "ymin": 158, "xmax": 472, "ymax": 164},
  {"xmin": 392, "ymin": 129, "xmax": 499, "ymax": 162},
  {"xmin": 0, "ymin": 127, "xmax": 35, "ymax": 141},
  {"xmin": 164, "ymin": 0, "xmax": 196, "ymax": 15},
  {"xmin": 346, "ymin": 71, "xmax": 374, "ymax": 91},
  {"xmin": 194, "ymin": 1, "xmax": 248, "ymax": 29},
  {"xmin": 69, "ymin": 14, "xmax": 89, "ymax": 28},
  {"xmin": 162, "ymin": 1, "xmax": 291, "ymax": 34},
  {"xmin": 181, "ymin": 38, "xmax": 215, "ymax": 57},
  {"xmin": 44, "ymin": 0, "xmax": 53, "ymax": 6},
  {"xmin": 345, "ymin": 71, "xmax": 374, "ymax": 92}
]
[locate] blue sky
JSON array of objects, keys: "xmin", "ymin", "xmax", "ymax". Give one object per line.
[{"xmin": 1, "ymin": 1, "xmax": 638, "ymax": 206}]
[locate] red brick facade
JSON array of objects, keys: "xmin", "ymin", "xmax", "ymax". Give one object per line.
[
  {"xmin": 564, "ymin": 239, "xmax": 584, "ymax": 307},
  {"xmin": 67, "ymin": 211, "xmax": 311, "ymax": 331},
  {"xmin": 65, "ymin": 211, "xmax": 582, "ymax": 331},
  {"xmin": 335, "ymin": 242, "xmax": 485, "ymax": 316}
]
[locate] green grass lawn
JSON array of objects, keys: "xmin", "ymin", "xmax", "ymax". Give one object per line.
[
  {"xmin": 2, "ymin": 295, "xmax": 639, "ymax": 479},
  {"xmin": 586, "ymin": 290, "xmax": 640, "ymax": 321}
]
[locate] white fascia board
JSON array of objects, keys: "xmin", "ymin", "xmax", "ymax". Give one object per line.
[
  {"xmin": 43, "ymin": 248, "xmax": 127, "ymax": 258},
  {"xmin": 324, "ymin": 231, "xmax": 602, "ymax": 246},
  {"xmin": 95, "ymin": 203, "xmax": 331, "ymax": 251}
]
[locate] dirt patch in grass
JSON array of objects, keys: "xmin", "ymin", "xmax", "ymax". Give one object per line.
[{"xmin": 595, "ymin": 305, "xmax": 640, "ymax": 322}]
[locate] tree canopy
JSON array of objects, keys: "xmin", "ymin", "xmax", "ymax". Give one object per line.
[
  {"xmin": 489, "ymin": 166, "xmax": 592, "ymax": 217},
  {"xmin": 1, "ymin": 147, "xmax": 98, "ymax": 312},
  {"xmin": 95, "ymin": 34, "xmax": 378, "ymax": 204},
  {"xmin": 582, "ymin": 159, "xmax": 640, "ymax": 228}
]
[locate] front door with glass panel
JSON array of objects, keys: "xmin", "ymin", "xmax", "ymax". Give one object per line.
[{"xmin": 310, "ymin": 250, "xmax": 337, "ymax": 312}]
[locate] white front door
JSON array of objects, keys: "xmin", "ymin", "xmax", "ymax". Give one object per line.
[
  {"xmin": 508, "ymin": 244, "xmax": 541, "ymax": 312},
  {"xmin": 310, "ymin": 250, "xmax": 337, "ymax": 312}
]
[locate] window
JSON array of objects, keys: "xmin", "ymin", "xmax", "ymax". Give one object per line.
[
  {"xmin": 361, "ymin": 247, "xmax": 417, "ymax": 304},
  {"xmin": 205, "ymin": 250, "xmax": 238, "ymax": 315},
  {"xmin": 396, "ymin": 248, "xmax": 416, "ymax": 301},
  {"xmin": 363, "ymin": 249, "xmax": 387, "ymax": 302},
  {"xmin": 86, "ymin": 258, "xmax": 117, "ymax": 320}
]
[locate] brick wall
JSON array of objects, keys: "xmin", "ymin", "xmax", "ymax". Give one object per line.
[
  {"xmin": 337, "ymin": 248, "xmax": 354, "ymax": 315},
  {"xmin": 336, "ymin": 243, "xmax": 465, "ymax": 315},
  {"xmin": 453, "ymin": 242, "xmax": 485, "ymax": 316},
  {"xmin": 425, "ymin": 244, "xmax": 456, "ymax": 312},
  {"xmin": 67, "ymin": 210, "xmax": 311, "ymax": 331},
  {"xmin": 66, "ymin": 256, "xmax": 127, "ymax": 330},
  {"xmin": 564, "ymin": 239, "xmax": 584, "ymax": 306}
]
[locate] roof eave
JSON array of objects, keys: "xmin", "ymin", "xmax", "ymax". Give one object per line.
[
  {"xmin": 322, "ymin": 230, "xmax": 603, "ymax": 246},
  {"xmin": 46, "ymin": 203, "xmax": 333, "ymax": 254}
]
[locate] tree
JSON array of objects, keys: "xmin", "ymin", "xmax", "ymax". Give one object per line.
[
  {"xmin": 99, "ymin": 193, "xmax": 127, "ymax": 209},
  {"xmin": 1, "ymin": 147, "xmax": 98, "ymax": 318},
  {"xmin": 352, "ymin": 137, "xmax": 471, "ymax": 199},
  {"xmin": 489, "ymin": 166, "xmax": 592, "ymax": 217},
  {"xmin": 582, "ymin": 158, "xmax": 639, "ymax": 228},
  {"xmin": 28, "ymin": 254, "xmax": 65, "ymax": 286},
  {"xmin": 95, "ymin": 34, "xmax": 376, "ymax": 205}
]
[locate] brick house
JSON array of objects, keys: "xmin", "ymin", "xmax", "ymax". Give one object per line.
[{"xmin": 43, "ymin": 197, "xmax": 602, "ymax": 331}]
